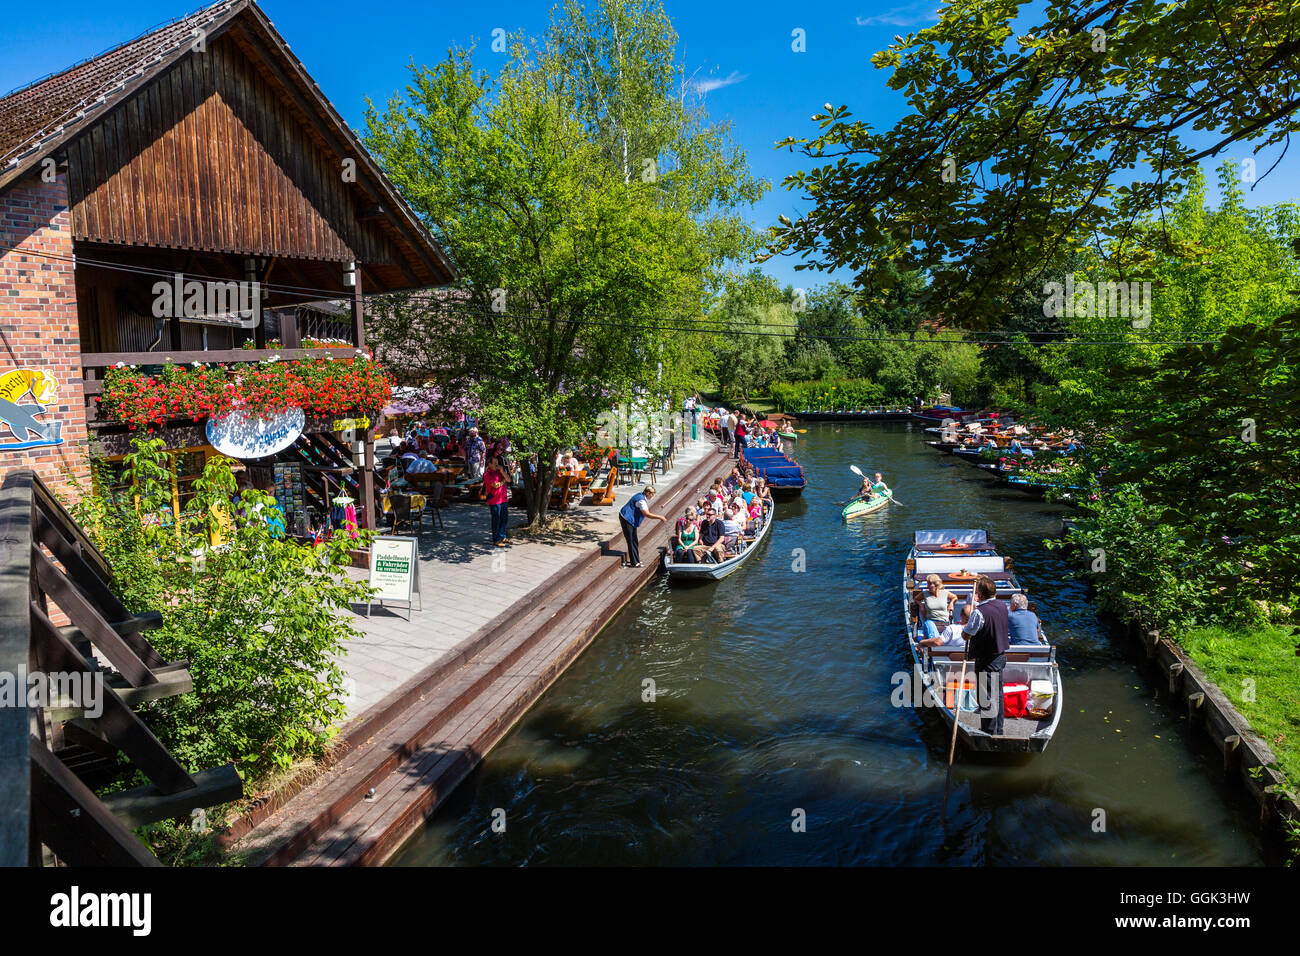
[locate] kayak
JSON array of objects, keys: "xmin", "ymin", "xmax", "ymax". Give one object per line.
[
  {"xmin": 842, "ymin": 487, "xmax": 893, "ymax": 519},
  {"xmin": 777, "ymin": 430, "xmax": 797, "ymax": 441}
]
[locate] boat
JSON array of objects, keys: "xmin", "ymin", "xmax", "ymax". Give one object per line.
[
  {"xmin": 741, "ymin": 446, "xmax": 805, "ymax": 497},
  {"xmin": 662, "ymin": 498, "xmax": 774, "ymax": 580},
  {"xmin": 902, "ymin": 529, "xmax": 1064, "ymax": 754},
  {"xmin": 842, "ymin": 487, "xmax": 893, "ymax": 520},
  {"xmin": 776, "ymin": 429, "xmax": 797, "ymax": 441}
]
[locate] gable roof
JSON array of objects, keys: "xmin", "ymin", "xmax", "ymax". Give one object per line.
[{"xmin": 0, "ymin": 0, "xmax": 456, "ymax": 288}]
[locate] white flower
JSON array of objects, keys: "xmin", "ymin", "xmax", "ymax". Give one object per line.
[
  {"xmin": 115, "ymin": 362, "xmax": 125, "ymax": 368},
  {"xmin": 266, "ymin": 354, "xmax": 281, "ymax": 364},
  {"xmin": 191, "ymin": 360, "xmax": 201, "ymax": 367}
]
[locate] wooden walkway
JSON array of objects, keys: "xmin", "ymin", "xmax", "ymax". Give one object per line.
[{"xmin": 227, "ymin": 437, "xmax": 736, "ymax": 866}]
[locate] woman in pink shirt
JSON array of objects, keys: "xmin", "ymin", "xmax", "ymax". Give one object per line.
[{"xmin": 483, "ymin": 458, "xmax": 511, "ymax": 546}]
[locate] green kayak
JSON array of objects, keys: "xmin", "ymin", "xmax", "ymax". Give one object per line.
[
  {"xmin": 777, "ymin": 430, "xmax": 797, "ymax": 441},
  {"xmin": 841, "ymin": 488, "xmax": 893, "ymax": 520}
]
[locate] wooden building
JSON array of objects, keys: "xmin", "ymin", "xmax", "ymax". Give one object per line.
[
  {"xmin": 0, "ymin": 0, "xmax": 459, "ymax": 867},
  {"xmin": 0, "ymin": 0, "xmax": 455, "ymax": 529}
]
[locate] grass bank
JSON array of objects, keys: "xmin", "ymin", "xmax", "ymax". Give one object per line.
[{"xmin": 1177, "ymin": 623, "xmax": 1300, "ymax": 784}]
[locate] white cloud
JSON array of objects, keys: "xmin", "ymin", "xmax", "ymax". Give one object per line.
[
  {"xmin": 856, "ymin": 3, "xmax": 940, "ymax": 27},
  {"xmin": 690, "ymin": 70, "xmax": 748, "ymax": 94}
]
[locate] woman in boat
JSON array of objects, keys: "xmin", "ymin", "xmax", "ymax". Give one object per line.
[
  {"xmin": 920, "ymin": 574, "xmax": 958, "ymax": 641},
  {"xmin": 675, "ymin": 513, "xmax": 703, "ymax": 564}
]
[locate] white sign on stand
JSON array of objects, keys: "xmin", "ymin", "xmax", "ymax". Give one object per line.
[{"xmin": 366, "ymin": 536, "xmax": 422, "ymax": 620}]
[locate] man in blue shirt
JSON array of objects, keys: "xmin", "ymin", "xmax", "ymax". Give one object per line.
[
  {"xmin": 1008, "ymin": 592, "xmax": 1042, "ymax": 645},
  {"xmin": 618, "ymin": 485, "xmax": 666, "ymax": 568}
]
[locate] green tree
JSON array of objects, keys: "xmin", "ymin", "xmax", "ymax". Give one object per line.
[
  {"xmin": 364, "ymin": 0, "xmax": 763, "ymax": 527},
  {"xmin": 770, "ymin": 0, "xmax": 1300, "ymax": 325}
]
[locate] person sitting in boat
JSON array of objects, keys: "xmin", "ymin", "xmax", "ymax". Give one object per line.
[
  {"xmin": 918, "ymin": 573, "xmax": 958, "ymax": 640},
  {"xmin": 675, "ymin": 514, "xmax": 703, "ymax": 564},
  {"xmin": 697, "ymin": 505, "xmax": 727, "ymax": 563},
  {"xmin": 720, "ymin": 509, "xmax": 744, "ymax": 553},
  {"xmin": 675, "ymin": 506, "xmax": 699, "ymax": 539},
  {"xmin": 1008, "ymin": 593, "xmax": 1044, "ymax": 645},
  {"xmin": 919, "ymin": 603, "xmax": 971, "ymax": 649},
  {"xmin": 746, "ymin": 496, "xmax": 763, "ymax": 527},
  {"xmin": 723, "ymin": 468, "xmax": 742, "ymax": 493},
  {"xmin": 755, "ymin": 478, "xmax": 773, "ymax": 505},
  {"xmin": 872, "ymin": 472, "xmax": 889, "ymax": 494}
]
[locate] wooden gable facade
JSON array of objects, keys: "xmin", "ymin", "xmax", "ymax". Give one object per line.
[{"xmin": 0, "ymin": 0, "xmax": 454, "ymax": 527}]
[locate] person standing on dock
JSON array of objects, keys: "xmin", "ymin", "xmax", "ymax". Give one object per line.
[
  {"xmin": 962, "ymin": 575, "xmax": 1010, "ymax": 735},
  {"xmin": 733, "ymin": 416, "xmax": 748, "ymax": 459},
  {"xmin": 619, "ymin": 485, "xmax": 666, "ymax": 568}
]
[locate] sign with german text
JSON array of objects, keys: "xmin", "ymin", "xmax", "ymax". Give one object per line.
[{"xmin": 367, "ymin": 536, "xmax": 421, "ymax": 620}]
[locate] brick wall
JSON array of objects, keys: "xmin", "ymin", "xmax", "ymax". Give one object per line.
[{"xmin": 0, "ymin": 170, "xmax": 88, "ymax": 503}]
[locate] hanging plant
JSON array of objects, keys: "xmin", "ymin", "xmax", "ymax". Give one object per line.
[{"xmin": 99, "ymin": 356, "xmax": 394, "ymax": 429}]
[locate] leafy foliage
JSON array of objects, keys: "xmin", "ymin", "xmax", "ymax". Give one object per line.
[
  {"xmin": 770, "ymin": 0, "xmax": 1300, "ymax": 325},
  {"xmin": 71, "ymin": 438, "xmax": 372, "ymax": 772},
  {"xmin": 363, "ymin": 0, "xmax": 763, "ymax": 526}
]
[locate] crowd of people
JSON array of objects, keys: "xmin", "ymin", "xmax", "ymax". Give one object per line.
[
  {"xmin": 910, "ymin": 575, "xmax": 1045, "ymax": 650},
  {"xmin": 688, "ymin": 400, "xmax": 791, "ymax": 458},
  {"xmin": 663, "ymin": 464, "xmax": 774, "ymax": 565},
  {"xmin": 382, "ymin": 420, "xmax": 508, "ymax": 489}
]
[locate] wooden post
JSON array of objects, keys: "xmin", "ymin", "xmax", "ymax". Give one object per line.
[
  {"xmin": 361, "ymin": 424, "xmax": 376, "ymax": 531},
  {"xmin": 350, "ymin": 262, "xmax": 365, "ymax": 350}
]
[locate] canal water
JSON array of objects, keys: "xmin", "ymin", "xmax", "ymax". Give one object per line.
[{"xmin": 392, "ymin": 422, "xmax": 1272, "ymax": 866}]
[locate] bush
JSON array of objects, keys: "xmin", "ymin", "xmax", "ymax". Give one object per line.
[
  {"xmin": 769, "ymin": 378, "xmax": 886, "ymax": 412},
  {"xmin": 71, "ymin": 438, "xmax": 373, "ymax": 773}
]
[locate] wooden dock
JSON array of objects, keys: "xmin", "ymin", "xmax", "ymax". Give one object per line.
[{"xmin": 227, "ymin": 438, "xmax": 737, "ymax": 866}]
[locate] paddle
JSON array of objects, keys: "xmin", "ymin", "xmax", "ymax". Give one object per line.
[{"xmin": 940, "ymin": 635, "xmax": 972, "ymax": 825}]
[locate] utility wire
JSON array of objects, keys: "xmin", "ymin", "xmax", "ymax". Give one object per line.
[{"xmin": 20, "ymin": 246, "xmax": 1240, "ymax": 348}]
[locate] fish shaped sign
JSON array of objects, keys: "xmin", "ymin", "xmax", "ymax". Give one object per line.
[{"xmin": 0, "ymin": 368, "xmax": 64, "ymax": 450}]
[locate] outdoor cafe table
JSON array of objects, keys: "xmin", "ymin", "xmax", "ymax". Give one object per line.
[{"xmin": 616, "ymin": 455, "xmax": 647, "ymax": 484}]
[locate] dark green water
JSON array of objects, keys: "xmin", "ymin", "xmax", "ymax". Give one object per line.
[{"xmin": 392, "ymin": 422, "xmax": 1272, "ymax": 866}]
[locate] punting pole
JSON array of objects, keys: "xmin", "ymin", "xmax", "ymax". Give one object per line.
[{"xmin": 940, "ymin": 635, "xmax": 972, "ymax": 825}]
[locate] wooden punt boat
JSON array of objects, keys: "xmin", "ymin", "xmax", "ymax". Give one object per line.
[
  {"xmin": 842, "ymin": 487, "xmax": 893, "ymax": 520},
  {"xmin": 741, "ymin": 446, "xmax": 806, "ymax": 497},
  {"xmin": 662, "ymin": 499, "xmax": 774, "ymax": 580},
  {"xmin": 902, "ymin": 529, "xmax": 1064, "ymax": 754}
]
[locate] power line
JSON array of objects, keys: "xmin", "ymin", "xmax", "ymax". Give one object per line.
[{"xmin": 18, "ymin": 246, "xmax": 1240, "ymax": 348}]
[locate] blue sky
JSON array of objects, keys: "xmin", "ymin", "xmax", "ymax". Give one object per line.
[{"xmin": 4, "ymin": 0, "xmax": 1297, "ymax": 293}]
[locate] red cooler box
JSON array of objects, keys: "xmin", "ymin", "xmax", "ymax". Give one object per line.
[{"xmin": 1003, "ymin": 683, "xmax": 1029, "ymax": 719}]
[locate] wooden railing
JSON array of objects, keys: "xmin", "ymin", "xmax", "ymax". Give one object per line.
[{"xmin": 0, "ymin": 470, "xmax": 242, "ymax": 866}]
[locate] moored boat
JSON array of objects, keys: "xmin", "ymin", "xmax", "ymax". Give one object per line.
[
  {"xmin": 662, "ymin": 498, "xmax": 774, "ymax": 580},
  {"xmin": 741, "ymin": 446, "xmax": 806, "ymax": 497},
  {"xmin": 842, "ymin": 487, "xmax": 892, "ymax": 520},
  {"xmin": 902, "ymin": 529, "xmax": 1064, "ymax": 754}
]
